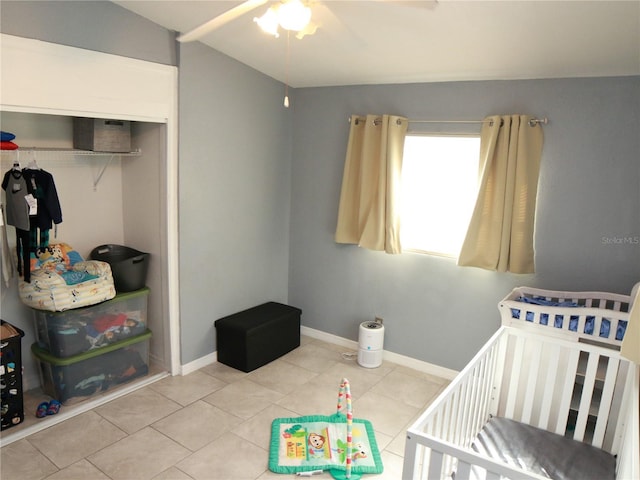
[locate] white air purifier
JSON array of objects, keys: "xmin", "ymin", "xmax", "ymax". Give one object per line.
[{"xmin": 357, "ymin": 320, "xmax": 385, "ymax": 368}]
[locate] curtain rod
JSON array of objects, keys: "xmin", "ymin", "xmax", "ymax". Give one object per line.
[{"xmin": 349, "ymin": 117, "xmax": 549, "ymax": 127}]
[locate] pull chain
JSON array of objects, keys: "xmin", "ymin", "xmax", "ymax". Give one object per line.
[{"xmin": 284, "ymin": 31, "xmax": 291, "ymax": 108}]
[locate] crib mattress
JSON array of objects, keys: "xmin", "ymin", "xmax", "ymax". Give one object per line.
[
  {"xmin": 19, "ymin": 260, "xmax": 116, "ymax": 312},
  {"xmin": 472, "ymin": 417, "xmax": 615, "ymax": 480}
]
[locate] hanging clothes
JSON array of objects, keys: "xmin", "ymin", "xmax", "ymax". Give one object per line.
[
  {"xmin": 1, "ymin": 165, "xmax": 63, "ymax": 282},
  {"xmin": 1, "ymin": 204, "xmax": 15, "ymax": 287},
  {"xmin": 2, "ymin": 168, "xmax": 32, "ymax": 281},
  {"xmin": 22, "ymin": 168, "xmax": 63, "ymax": 230},
  {"xmin": 23, "ymin": 167, "xmax": 63, "ymax": 274},
  {"xmin": 1, "ymin": 168, "xmax": 30, "ymax": 231}
]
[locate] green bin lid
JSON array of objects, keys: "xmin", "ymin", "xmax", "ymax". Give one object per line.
[{"xmin": 31, "ymin": 328, "xmax": 152, "ymax": 366}]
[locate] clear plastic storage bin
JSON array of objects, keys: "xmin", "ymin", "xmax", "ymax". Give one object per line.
[
  {"xmin": 31, "ymin": 329, "xmax": 151, "ymax": 404},
  {"xmin": 33, "ymin": 287, "xmax": 149, "ymax": 358}
]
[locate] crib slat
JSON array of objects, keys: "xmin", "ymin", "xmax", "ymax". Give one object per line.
[
  {"xmin": 538, "ymin": 343, "xmax": 561, "ymax": 430},
  {"xmin": 473, "ymin": 350, "xmax": 492, "ymax": 436},
  {"xmin": 574, "ymin": 352, "xmax": 599, "ymax": 441},
  {"xmin": 467, "ymin": 357, "xmax": 483, "ymax": 439},
  {"xmin": 447, "ymin": 389, "xmax": 460, "ymax": 444},
  {"xmin": 555, "ymin": 348, "xmax": 580, "ymax": 435},
  {"xmin": 592, "ymin": 356, "xmax": 619, "ymax": 448},
  {"xmin": 440, "ymin": 393, "xmax": 452, "ymax": 441},
  {"xmin": 427, "ymin": 450, "xmax": 444, "ymax": 480},
  {"xmin": 522, "ymin": 338, "xmax": 542, "ymax": 424},
  {"xmin": 456, "ymin": 375, "xmax": 472, "ymax": 447},
  {"xmin": 456, "ymin": 460, "xmax": 472, "ymax": 479},
  {"xmin": 505, "ymin": 335, "xmax": 526, "ymax": 419}
]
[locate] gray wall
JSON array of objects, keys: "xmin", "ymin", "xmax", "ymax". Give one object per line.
[
  {"xmin": 0, "ymin": 0, "xmax": 177, "ymax": 66},
  {"xmin": 178, "ymin": 42, "xmax": 292, "ymax": 364},
  {"xmin": 289, "ymin": 78, "xmax": 640, "ymax": 370}
]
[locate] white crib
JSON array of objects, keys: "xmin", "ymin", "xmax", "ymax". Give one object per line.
[{"xmin": 403, "ymin": 285, "xmax": 639, "ymax": 480}]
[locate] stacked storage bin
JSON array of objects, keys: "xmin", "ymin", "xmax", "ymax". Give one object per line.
[
  {"xmin": 31, "ymin": 287, "xmax": 152, "ymax": 405},
  {"xmin": 30, "ymin": 244, "xmax": 152, "ymax": 405},
  {"xmin": 1, "ymin": 320, "xmax": 25, "ymax": 430}
]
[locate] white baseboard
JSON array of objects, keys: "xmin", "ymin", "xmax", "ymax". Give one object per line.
[
  {"xmin": 179, "ymin": 327, "xmax": 458, "ymax": 381},
  {"xmin": 180, "ymin": 351, "xmax": 217, "ymax": 375},
  {"xmin": 301, "ymin": 325, "xmax": 458, "ymax": 380}
]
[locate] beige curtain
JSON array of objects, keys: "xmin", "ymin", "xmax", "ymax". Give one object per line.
[
  {"xmin": 458, "ymin": 115, "xmax": 544, "ymax": 273},
  {"xmin": 620, "ymin": 283, "xmax": 640, "ymax": 364},
  {"xmin": 335, "ymin": 114, "xmax": 408, "ymax": 254}
]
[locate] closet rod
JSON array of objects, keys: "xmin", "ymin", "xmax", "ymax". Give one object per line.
[{"xmin": 349, "ymin": 117, "xmax": 549, "ymax": 126}]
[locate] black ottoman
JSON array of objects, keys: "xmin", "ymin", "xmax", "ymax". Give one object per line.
[{"xmin": 214, "ymin": 302, "xmax": 301, "ymax": 372}]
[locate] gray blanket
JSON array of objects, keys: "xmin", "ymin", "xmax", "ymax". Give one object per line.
[{"xmin": 472, "ymin": 417, "xmax": 615, "ymax": 480}]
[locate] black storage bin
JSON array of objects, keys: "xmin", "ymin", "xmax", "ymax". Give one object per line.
[
  {"xmin": 1, "ymin": 320, "xmax": 25, "ymax": 430},
  {"xmin": 215, "ymin": 302, "xmax": 301, "ymax": 372},
  {"xmin": 90, "ymin": 244, "xmax": 149, "ymax": 292}
]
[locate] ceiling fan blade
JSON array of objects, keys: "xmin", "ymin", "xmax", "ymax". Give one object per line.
[{"xmin": 177, "ymin": 0, "xmax": 269, "ymax": 42}]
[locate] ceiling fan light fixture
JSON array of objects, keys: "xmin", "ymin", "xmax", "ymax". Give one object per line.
[
  {"xmin": 276, "ymin": 0, "xmax": 312, "ymax": 32},
  {"xmin": 254, "ymin": 6, "xmax": 280, "ymax": 37}
]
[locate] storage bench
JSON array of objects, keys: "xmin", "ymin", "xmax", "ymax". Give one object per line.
[{"xmin": 214, "ymin": 302, "xmax": 301, "ymax": 372}]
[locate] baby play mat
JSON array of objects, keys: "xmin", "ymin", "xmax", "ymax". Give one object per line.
[{"xmin": 269, "ymin": 378, "xmax": 383, "ymax": 479}]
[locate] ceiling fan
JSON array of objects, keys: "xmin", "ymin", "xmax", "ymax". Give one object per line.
[{"xmin": 176, "ymin": 0, "xmax": 436, "ymax": 43}]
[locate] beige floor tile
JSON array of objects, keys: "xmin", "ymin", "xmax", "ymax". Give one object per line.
[
  {"xmin": 95, "ymin": 386, "xmax": 182, "ymax": 434},
  {"xmin": 176, "ymin": 432, "xmax": 268, "ymax": 480},
  {"xmin": 354, "ymin": 391, "xmax": 419, "ymax": 438},
  {"xmin": 152, "ymin": 466, "xmax": 195, "ymax": 479},
  {"xmin": 0, "ymin": 438, "xmax": 58, "ymax": 480},
  {"xmin": 247, "ymin": 359, "xmax": 318, "ymax": 394},
  {"xmin": 152, "ymin": 400, "xmax": 243, "ymax": 451},
  {"xmin": 203, "ymin": 378, "xmax": 284, "ymax": 419},
  {"xmin": 369, "ymin": 450, "xmax": 405, "ymax": 479},
  {"xmin": 386, "ymin": 430, "xmax": 409, "ymax": 457},
  {"xmin": 280, "ymin": 342, "xmax": 344, "ymax": 373},
  {"xmin": 394, "ymin": 364, "xmax": 452, "ymax": 386},
  {"xmin": 199, "ymin": 361, "xmax": 249, "ymax": 384},
  {"xmin": 371, "ymin": 369, "xmax": 444, "ymax": 409},
  {"xmin": 149, "ymin": 370, "xmax": 227, "ymax": 406},
  {"xmin": 233, "ymin": 403, "xmax": 300, "ymax": 451},
  {"xmin": 372, "ymin": 430, "xmax": 394, "ymax": 451},
  {"xmin": 276, "ymin": 379, "xmax": 341, "ymax": 416},
  {"xmin": 26, "ymin": 411, "xmax": 127, "ymax": 469},
  {"xmin": 314, "ymin": 361, "xmax": 386, "ymax": 400},
  {"xmin": 43, "ymin": 459, "xmax": 110, "ymax": 480},
  {"xmin": 88, "ymin": 427, "xmax": 191, "ymax": 480},
  {"xmin": 256, "ymin": 468, "xmax": 288, "ymax": 479}
]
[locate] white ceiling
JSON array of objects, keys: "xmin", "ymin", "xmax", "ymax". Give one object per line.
[{"xmin": 113, "ymin": 0, "xmax": 640, "ymax": 88}]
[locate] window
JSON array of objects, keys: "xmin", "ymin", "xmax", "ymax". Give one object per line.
[{"xmin": 400, "ymin": 135, "xmax": 481, "ymax": 257}]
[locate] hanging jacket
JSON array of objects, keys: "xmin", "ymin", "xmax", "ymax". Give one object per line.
[{"xmin": 22, "ymin": 168, "xmax": 63, "ymax": 229}]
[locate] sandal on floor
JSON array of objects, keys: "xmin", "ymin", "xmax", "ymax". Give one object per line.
[
  {"xmin": 36, "ymin": 401, "xmax": 49, "ymax": 418},
  {"xmin": 46, "ymin": 399, "xmax": 61, "ymax": 415}
]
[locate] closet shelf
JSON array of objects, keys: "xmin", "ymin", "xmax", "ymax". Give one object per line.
[
  {"xmin": 1, "ymin": 148, "xmax": 142, "ymax": 190},
  {"xmin": 1, "ymin": 147, "xmax": 142, "ymax": 156}
]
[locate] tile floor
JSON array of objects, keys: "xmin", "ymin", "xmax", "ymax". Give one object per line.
[{"xmin": 1, "ymin": 335, "xmax": 449, "ymax": 480}]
